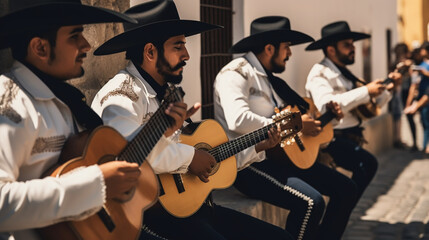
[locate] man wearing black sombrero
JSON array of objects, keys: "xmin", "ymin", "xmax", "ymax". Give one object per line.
[
  {"xmin": 214, "ymin": 16, "xmax": 360, "ymax": 240},
  {"xmin": 0, "ymin": 1, "xmax": 193, "ymax": 239},
  {"xmin": 305, "ymin": 21, "xmax": 401, "ymax": 225},
  {"xmin": 91, "ymin": 1, "xmax": 292, "ymax": 239}
]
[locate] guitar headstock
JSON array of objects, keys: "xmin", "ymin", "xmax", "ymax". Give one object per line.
[
  {"xmin": 272, "ymin": 109, "xmax": 302, "ymax": 147},
  {"xmin": 161, "ymin": 84, "xmax": 186, "ymax": 126},
  {"xmin": 164, "ymin": 83, "xmax": 185, "ymax": 104}
]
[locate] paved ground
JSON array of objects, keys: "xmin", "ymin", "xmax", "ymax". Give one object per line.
[{"xmin": 342, "ymin": 148, "xmax": 429, "ymax": 240}]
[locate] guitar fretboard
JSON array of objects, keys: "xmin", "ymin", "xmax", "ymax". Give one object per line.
[
  {"xmin": 118, "ymin": 87, "xmax": 182, "ymax": 166},
  {"xmin": 208, "ymin": 123, "xmax": 274, "ymax": 162}
]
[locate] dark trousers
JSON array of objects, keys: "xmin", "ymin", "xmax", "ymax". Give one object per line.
[
  {"xmin": 142, "ymin": 202, "xmax": 293, "ymax": 240},
  {"xmin": 234, "ymin": 147, "xmax": 358, "ymax": 240},
  {"xmin": 325, "ymin": 134, "xmax": 378, "ymax": 202}
]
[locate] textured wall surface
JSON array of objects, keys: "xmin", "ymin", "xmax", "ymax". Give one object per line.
[{"xmin": 0, "ymin": 0, "xmax": 129, "ymax": 104}]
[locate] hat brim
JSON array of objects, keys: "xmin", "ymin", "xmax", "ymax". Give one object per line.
[
  {"xmin": 0, "ymin": 3, "xmax": 137, "ymax": 49},
  {"xmin": 305, "ymin": 32, "xmax": 370, "ymax": 51},
  {"xmin": 94, "ymin": 20, "xmax": 221, "ymax": 55},
  {"xmin": 230, "ymin": 29, "xmax": 314, "ymax": 54}
]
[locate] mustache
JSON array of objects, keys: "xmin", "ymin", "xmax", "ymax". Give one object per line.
[
  {"xmin": 77, "ymin": 53, "xmax": 87, "ymax": 60},
  {"xmin": 171, "ymin": 61, "xmax": 186, "ymax": 71}
]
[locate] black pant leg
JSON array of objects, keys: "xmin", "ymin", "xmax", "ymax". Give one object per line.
[
  {"xmin": 143, "ymin": 202, "xmax": 291, "ymax": 240},
  {"xmin": 325, "ymin": 135, "xmax": 378, "ymax": 200},
  {"xmin": 211, "ymin": 204, "xmax": 293, "ymax": 240},
  {"xmin": 143, "ymin": 203, "xmax": 226, "ymax": 240},
  {"xmin": 234, "ymin": 160, "xmax": 326, "ymax": 240},
  {"xmin": 290, "ymin": 162, "xmax": 358, "ymax": 240}
]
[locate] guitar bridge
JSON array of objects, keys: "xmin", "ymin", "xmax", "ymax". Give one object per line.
[
  {"xmin": 97, "ymin": 207, "xmax": 115, "ymax": 232},
  {"xmin": 294, "ymin": 135, "xmax": 305, "ymax": 151},
  {"xmin": 173, "ymin": 174, "xmax": 185, "ymax": 193}
]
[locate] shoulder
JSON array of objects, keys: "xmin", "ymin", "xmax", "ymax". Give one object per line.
[
  {"xmin": 308, "ymin": 62, "xmax": 338, "ymax": 81},
  {"xmin": 94, "ymin": 71, "xmax": 141, "ymax": 107},
  {"xmin": 217, "ymin": 57, "xmax": 252, "ymax": 79},
  {"xmin": 0, "ymin": 73, "xmax": 33, "ymax": 125}
]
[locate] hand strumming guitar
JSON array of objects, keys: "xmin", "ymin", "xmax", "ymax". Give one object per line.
[
  {"xmin": 99, "ymin": 161, "xmax": 141, "ymax": 199},
  {"xmin": 386, "ymin": 72, "xmax": 403, "ymax": 90},
  {"xmin": 164, "ymin": 102, "xmax": 201, "ymax": 137},
  {"xmin": 301, "ymin": 114, "xmax": 322, "ymax": 137},
  {"xmin": 255, "ymin": 126, "xmax": 281, "ymax": 152},
  {"xmin": 188, "ymin": 149, "xmax": 217, "ymax": 183},
  {"xmin": 365, "ymin": 79, "xmax": 385, "ymax": 98},
  {"xmin": 326, "ymin": 101, "xmax": 344, "ymax": 120}
]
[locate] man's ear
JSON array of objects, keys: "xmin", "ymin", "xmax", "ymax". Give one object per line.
[
  {"xmin": 28, "ymin": 37, "xmax": 50, "ymax": 61},
  {"xmin": 326, "ymin": 45, "xmax": 336, "ymax": 58},
  {"xmin": 264, "ymin": 44, "xmax": 275, "ymax": 57},
  {"xmin": 144, "ymin": 43, "xmax": 157, "ymax": 62}
]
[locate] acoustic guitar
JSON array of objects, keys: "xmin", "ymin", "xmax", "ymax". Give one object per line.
[
  {"xmin": 282, "ymin": 98, "xmax": 336, "ymax": 169},
  {"xmin": 38, "ymin": 85, "xmax": 184, "ymax": 240},
  {"xmin": 353, "ymin": 61, "xmax": 411, "ymax": 120},
  {"xmin": 157, "ymin": 110, "xmax": 302, "ymax": 218}
]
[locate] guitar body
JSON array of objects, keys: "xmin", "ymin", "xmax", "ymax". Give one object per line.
[
  {"xmin": 283, "ymin": 98, "xmax": 334, "ymax": 169},
  {"xmin": 353, "ymin": 99, "xmax": 380, "ymax": 120},
  {"xmin": 158, "ymin": 119, "xmax": 237, "ymax": 218},
  {"xmin": 38, "ymin": 126, "xmax": 159, "ymax": 240}
]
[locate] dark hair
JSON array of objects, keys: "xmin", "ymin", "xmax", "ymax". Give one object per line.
[
  {"xmin": 393, "ymin": 43, "xmax": 409, "ymax": 57},
  {"xmin": 125, "ymin": 37, "xmax": 168, "ymax": 65},
  {"xmin": 10, "ymin": 26, "xmax": 60, "ymax": 61},
  {"xmin": 250, "ymin": 41, "xmax": 281, "ymax": 55},
  {"xmin": 421, "ymin": 41, "xmax": 429, "ymax": 53},
  {"xmin": 322, "ymin": 41, "xmax": 338, "ymax": 56}
]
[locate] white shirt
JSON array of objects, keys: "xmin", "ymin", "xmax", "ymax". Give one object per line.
[
  {"xmin": 0, "ymin": 61, "xmax": 106, "ymax": 240},
  {"xmin": 305, "ymin": 57, "xmax": 391, "ymax": 129},
  {"xmin": 214, "ymin": 52, "xmax": 283, "ymax": 170},
  {"xmin": 91, "ymin": 62, "xmax": 194, "ymax": 174}
]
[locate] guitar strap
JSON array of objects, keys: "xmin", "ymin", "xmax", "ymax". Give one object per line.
[
  {"xmin": 264, "ymin": 69, "xmax": 309, "ymax": 114},
  {"xmin": 333, "ymin": 64, "xmax": 364, "ymax": 124},
  {"xmin": 334, "ymin": 63, "xmax": 366, "ymax": 88}
]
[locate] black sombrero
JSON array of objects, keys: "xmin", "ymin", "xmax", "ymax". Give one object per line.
[
  {"xmin": 0, "ymin": 0, "xmax": 137, "ymax": 49},
  {"xmin": 94, "ymin": 0, "xmax": 222, "ymax": 56},
  {"xmin": 305, "ymin": 21, "xmax": 370, "ymax": 51},
  {"xmin": 230, "ymin": 16, "xmax": 314, "ymax": 54}
]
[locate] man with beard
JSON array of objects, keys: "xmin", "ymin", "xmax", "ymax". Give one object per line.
[
  {"xmin": 214, "ymin": 16, "xmax": 360, "ymax": 240},
  {"xmin": 0, "ymin": 0, "xmax": 179, "ymax": 239},
  {"xmin": 91, "ymin": 1, "xmax": 293, "ymax": 240},
  {"xmin": 305, "ymin": 21, "xmax": 401, "ymax": 211}
]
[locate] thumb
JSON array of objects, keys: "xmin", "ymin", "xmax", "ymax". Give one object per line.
[{"xmin": 186, "ymin": 102, "xmax": 201, "ymax": 118}]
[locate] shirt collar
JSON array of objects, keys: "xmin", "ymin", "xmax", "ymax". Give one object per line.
[
  {"xmin": 321, "ymin": 57, "xmax": 342, "ymax": 76},
  {"xmin": 10, "ymin": 61, "xmax": 56, "ymax": 101},
  {"xmin": 244, "ymin": 51, "xmax": 268, "ymax": 77},
  {"xmin": 131, "ymin": 61, "xmax": 167, "ymax": 102},
  {"xmin": 124, "ymin": 62, "xmax": 159, "ymax": 99}
]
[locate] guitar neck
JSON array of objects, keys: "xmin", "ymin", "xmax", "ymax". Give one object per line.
[
  {"xmin": 317, "ymin": 110, "xmax": 336, "ymax": 128},
  {"xmin": 118, "ymin": 87, "xmax": 183, "ymax": 166},
  {"xmin": 208, "ymin": 123, "xmax": 274, "ymax": 162}
]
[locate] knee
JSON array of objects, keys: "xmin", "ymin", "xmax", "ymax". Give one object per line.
[{"xmin": 308, "ymin": 193, "xmax": 326, "ymax": 216}]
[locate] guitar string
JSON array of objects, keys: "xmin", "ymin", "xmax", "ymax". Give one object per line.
[
  {"xmin": 208, "ymin": 124, "xmax": 273, "ymax": 162},
  {"xmin": 119, "ymin": 89, "xmax": 181, "ymax": 165}
]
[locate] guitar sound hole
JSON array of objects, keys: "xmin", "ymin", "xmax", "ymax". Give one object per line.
[{"xmin": 193, "ymin": 143, "xmax": 220, "ymax": 176}]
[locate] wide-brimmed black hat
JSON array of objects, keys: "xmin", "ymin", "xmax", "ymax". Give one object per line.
[
  {"xmin": 230, "ymin": 16, "xmax": 314, "ymax": 54},
  {"xmin": 305, "ymin": 21, "xmax": 370, "ymax": 51},
  {"xmin": 0, "ymin": 0, "xmax": 137, "ymax": 49},
  {"xmin": 94, "ymin": 0, "xmax": 221, "ymax": 56}
]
